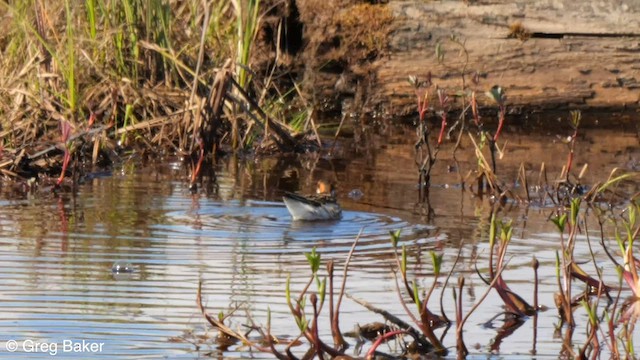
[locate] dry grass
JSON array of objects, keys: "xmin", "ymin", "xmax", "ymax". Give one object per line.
[
  {"xmin": 507, "ymin": 21, "xmax": 531, "ymax": 41},
  {"xmin": 0, "ymin": 0, "xmax": 335, "ymax": 184}
]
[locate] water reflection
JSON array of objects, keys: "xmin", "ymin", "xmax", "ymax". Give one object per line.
[{"xmin": 0, "ymin": 124, "xmax": 637, "ymax": 358}]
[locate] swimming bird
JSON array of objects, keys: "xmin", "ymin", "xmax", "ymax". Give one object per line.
[{"xmin": 283, "ymin": 181, "xmax": 342, "ymax": 221}]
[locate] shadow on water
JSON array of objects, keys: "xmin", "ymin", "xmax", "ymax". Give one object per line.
[{"xmin": 0, "ymin": 120, "xmax": 638, "ymax": 358}]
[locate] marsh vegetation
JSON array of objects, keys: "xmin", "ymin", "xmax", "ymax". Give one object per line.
[{"xmin": 0, "ymin": 1, "xmax": 639, "ymax": 359}]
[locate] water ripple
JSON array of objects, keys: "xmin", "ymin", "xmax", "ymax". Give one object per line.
[{"xmin": 158, "ymin": 199, "xmax": 438, "ymax": 256}]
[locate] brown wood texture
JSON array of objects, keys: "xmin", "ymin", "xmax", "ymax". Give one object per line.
[{"xmin": 369, "ymin": 0, "xmax": 640, "ymax": 116}]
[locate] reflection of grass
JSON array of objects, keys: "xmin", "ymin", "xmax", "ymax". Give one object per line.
[{"xmin": 195, "ymin": 107, "xmax": 640, "ymax": 357}]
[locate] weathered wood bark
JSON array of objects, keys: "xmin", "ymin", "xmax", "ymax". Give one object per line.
[
  {"xmin": 369, "ymin": 0, "xmax": 640, "ymax": 116},
  {"xmin": 365, "ymin": 0, "xmax": 640, "ymax": 117}
]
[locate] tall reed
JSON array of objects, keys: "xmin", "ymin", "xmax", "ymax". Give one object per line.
[
  {"xmin": 64, "ymin": 0, "xmax": 77, "ymax": 115},
  {"xmin": 232, "ymin": 0, "xmax": 261, "ymax": 89}
]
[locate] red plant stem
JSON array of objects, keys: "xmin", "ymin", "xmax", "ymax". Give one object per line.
[
  {"xmin": 191, "ymin": 139, "xmax": 205, "ymax": 184},
  {"xmin": 87, "ymin": 112, "xmax": 96, "ymax": 127},
  {"xmin": 608, "ymin": 317, "xmax": 618, "ymax": 356},
  {"xmin": 437, "ymin": 112, "xmax": 447, "ymax": 146},
  {"xmin": 58, "ymin": 197, "xmax": 68, "ymax": 252},
  {"xmin": 435, "ymin": 89, "xmax": 448, "ymax": 146},
  {"xmin": 471, "ymin": 91, "xmax": 480, "ymax": 126},
  {"xmin": 56, "ymin": 150, "xmax": 71, "ymax": 186},
  {"xmin": 310, "ymin": 294, "xmax": 324, "ymax": 360},
  {"xmin": 566, "ymin": 151, "xmax": 574, "ymax": 178},
  {"xmin": 366, "ymin": 330, "xmax": 408, "ymax": 359},
  {"xmin": 493, "ymin": 105, "xmax": 506, "ymax": 141},
  {"xmin": 56, "ymin": 120, "xmax": 73, "ymax": 186},
  {"xmin": 456, "ymin": 277, "xmax": 468, "ymax": 356},
  {"xmin": 417, "ymin": 90, "xmax": 429, "ymax": 123},
  {"xmin": 328, "ymin": 260, "xmax": 347, "ymax": 350}
]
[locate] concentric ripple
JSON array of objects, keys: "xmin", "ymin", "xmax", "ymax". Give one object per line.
[{"xmin": 158, "ymin": 199, "xmax": 438, "ymax": 255}]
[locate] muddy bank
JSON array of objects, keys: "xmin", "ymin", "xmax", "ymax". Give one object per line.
[{"xmin": 297, "ymin": 0, "xmax": 640, "ymax": 118}]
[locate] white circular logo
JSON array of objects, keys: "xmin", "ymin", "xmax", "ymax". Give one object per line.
[{"xmin": 5, "ymin": 340, "xmax": 17, "ymax": 352}]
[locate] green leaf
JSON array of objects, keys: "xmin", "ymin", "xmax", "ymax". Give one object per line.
[
  {"xmin": 486, "ymin": 85, "xmax": 505, "ymax": 105},
  {"xmin": 629, "ymin": 203, "xmax": 637, "ymax": 229},
  {"xmin": 570, "ymin": 197, "xmax": 581, "ymax": 226},
  {"xmin": 489, "ymin": 212, "xmax": 497, "ymax": 247},
  {"xmin": 596, "ymin": 173, "xmax": 637, "ymax": 194},
  {"xmin": 390, "ymin": 229, "xmax": 401, "ymax": 248},
  {"xmin": 570, "ymin": 110, "xmax": 581, "ymax": 128},
  {"xmin": 412, "ymin": 281, "xmax": 421, "ymax": 313},
  {"xmin": 580, "ymin": 299, "xmax": 597, "ymax": 325},
  {"xmin": 500, "ymin": 219, "xmax": 513, "ymax": 243},
  {"xmin": 305, "ymin": 247, "xmax": 321, "ymax": 274},
  {"xmin": 614, "ymin": 229, "xmax": 625, "ymax": 256},
  {"xmin": 430, "ymin": 251, "xmax": 443, "ymax": 277},
  {"xmin": 551, "ymin": 214, "xmax": 567, "ymax": 233},
  {"xmin": 285, "ymin": 275, "xmax": 292, "ymax": 307},
  {"xmin": 624, "ymin": 222, "xmax": 633, "ymax": 247},
  {"xmin": 295, "ymin": 316, "xmax": 308, "ymax": 332},
  {"xmin": 318, "ymin": 277, "xmax": 327, "ymax": 305}
]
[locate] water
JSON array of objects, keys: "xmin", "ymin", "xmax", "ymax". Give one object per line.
[{"xmin": 0, "ymin": 120, "xmax": 638, "ymax": 359}]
